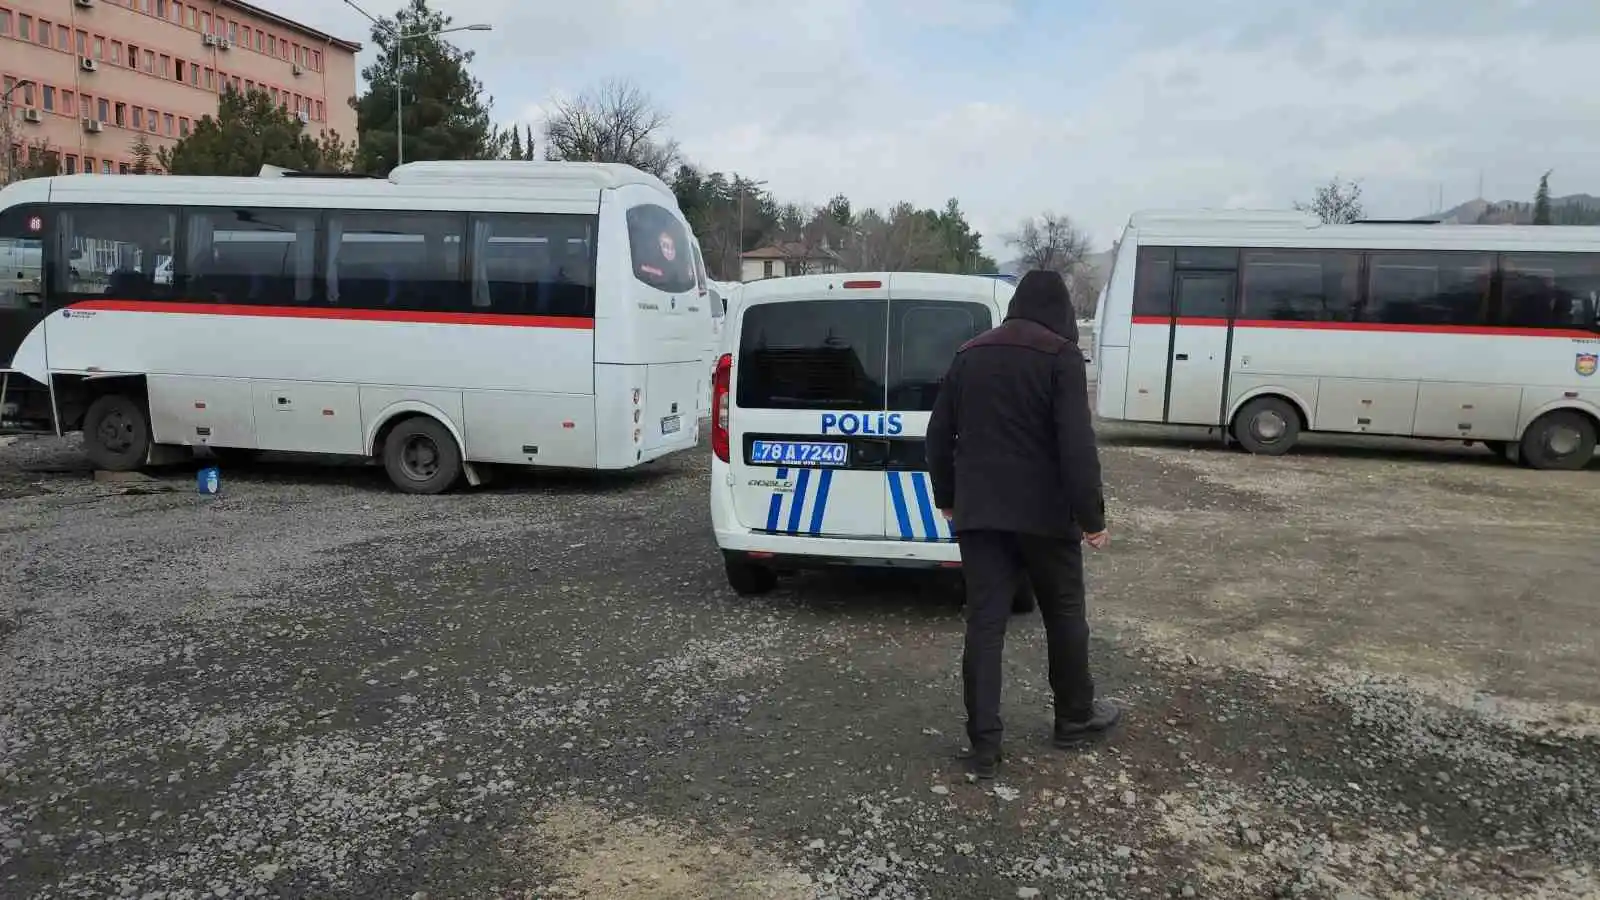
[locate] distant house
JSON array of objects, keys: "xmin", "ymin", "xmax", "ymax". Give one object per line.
[{"xmin": 739, "ymin": 242, "xmax": 843, "ymax": 281}]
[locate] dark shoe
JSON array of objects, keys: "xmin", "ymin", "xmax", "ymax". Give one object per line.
[
  {"xmin": 955, "ymin": 745, "xmax": 1002, "ymax": 779},
  {"xmin": 1053, "ymin": 699, "xmax": 1123, "ymax": 747}
]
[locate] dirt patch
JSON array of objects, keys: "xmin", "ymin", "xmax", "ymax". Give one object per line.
[{"xmin": 511, "ymin": 800, "xmax": 813, "ymax": 899}]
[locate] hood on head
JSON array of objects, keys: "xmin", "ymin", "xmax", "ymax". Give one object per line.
[{"xmin": 1005, "ymin": 269, "xmax": 1078, "ymax": 341}]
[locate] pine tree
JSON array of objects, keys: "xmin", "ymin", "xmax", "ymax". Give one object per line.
[
  {"xmin": 524, "ymin": 124, "xmax": 536, "ymax": 160},
  {"xmin": 508, "ymin": 127, "xmax": 523, "ymax": 160},
  {"xmin": 352, "ymin": 0, "xmax": 502, "ymax": 173},
  {"xmin": 130, "ymin": 133, "xmax": 159, "ymax": 174},
  {"xmin": 1533, "ymin": 170, "xmax": 1552, "ymax": 225}
]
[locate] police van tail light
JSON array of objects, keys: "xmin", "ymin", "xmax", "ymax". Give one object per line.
[{"xmin": 711, "ymin": 353, "xmax": 733, "ymax": 462}]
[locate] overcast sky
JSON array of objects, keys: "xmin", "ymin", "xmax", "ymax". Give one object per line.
[{"xmin": 265, "ymin": 0, "xmax": 1600, "ymax": 254}]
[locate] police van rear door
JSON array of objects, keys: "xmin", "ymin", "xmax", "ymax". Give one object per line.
[
  {"xmin": 730, "ymin": 281, "xmax": 891, "ymax": 539},
  {"xmin": 882, "ymin": 274, "xmax": 1000, "ymax": 543}
]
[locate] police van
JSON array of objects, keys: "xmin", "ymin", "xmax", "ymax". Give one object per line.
[{"xmin": 708, "ymin": 272, "xmax": 1014, "ymax": 594}]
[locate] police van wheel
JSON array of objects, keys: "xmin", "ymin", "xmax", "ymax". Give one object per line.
[
  {"xmin": 1519, "ymin": 410, "xmax": 1597, "ymax": 471},
  {"xmin": 1231, "ymin": 397, "xmax": 1301, "ymax": 456},
  {"xmin": 82, "ymin": 393, "xmax": 151, "ymax": 472},
  {"xmin": 382, "ymin": 416, "xmax": 463, "ymax": 494},
  {"xmin": 724, "ymin": 557, "xmax": 777, "ymax": 596}
]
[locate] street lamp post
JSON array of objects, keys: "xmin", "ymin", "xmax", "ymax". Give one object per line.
[
  {"xmin": 392, "ymin": 23, "xmax": 490, "ymax": 167},
  {"xmin": 736, "ymin": 178, "xmax": 767, "ymax": 279},
  {"xmin": 2, "ymin": 79, "xmax": 37, "ymax": 184}
]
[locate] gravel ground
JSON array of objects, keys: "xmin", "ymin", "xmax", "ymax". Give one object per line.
[{"xmin": 1, "ymin": 422, "xmax": 1597, "ymax": 899}]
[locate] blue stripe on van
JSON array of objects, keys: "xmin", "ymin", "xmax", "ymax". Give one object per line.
[
  {"xmin": 786, "ymin": 468, "xmax": 811, "ymax": 533},
  {"xmin": 910, "ymin": 472, "xmax": 940, "ymax": 542},
  {"xmin": 808, "ymin": 469, "xmax": 833, "ymax": 535},
  {"xmin": 887, "ymin": 472, "xmax": 913, "ymax": 539},
  {"xmin": 765, "ymin": 467, "xmax": 789, "ymax": 531}
]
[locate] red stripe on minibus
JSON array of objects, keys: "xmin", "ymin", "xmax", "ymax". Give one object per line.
[
  {"xmin": 69, "ymin": 299, "xmax": 595, "ymax": 330},
  {"xmin": 1130, "ymin": 315, "xmax": 1593, "ymax": 339}
]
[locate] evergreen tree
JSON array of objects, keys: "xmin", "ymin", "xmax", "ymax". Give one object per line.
[
  {"xmin": 129, "ymin": 133, "xmax": 159, "ymax": 174},
  {"xmin": 508, "ymin": 127, "xmax": 523, "ymax": 160},
  {"xmin": 159, "ymin": 88, "xmax": 352, "ymax": 175},
  {"xmin": 352, "ymin": 0, "xmax": 504, "ymax": 173},
  {"xmin": 1533, "ymin": 170, "xmax": 1552, "ymax": 225}
]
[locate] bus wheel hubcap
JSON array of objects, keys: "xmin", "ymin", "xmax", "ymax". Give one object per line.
[
  {"xmin": 99, "ymin": 411, "xmax": 133, "ymax": 452},
  {"xmin": 1547, "ymin": 425, "xmax": 1580, "ymax": 457},
  {"xmin": 401, "ymin": 436, "xmax": 440, "ymax": 480},
  {"xmin": 1254, "ymin": 412, "xmax": 1286, "ymax": 442}
]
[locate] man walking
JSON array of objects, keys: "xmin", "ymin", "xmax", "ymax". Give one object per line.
[{"xmin": 926, "ymin": 269, "xmax": 1121, "ymax": 779}]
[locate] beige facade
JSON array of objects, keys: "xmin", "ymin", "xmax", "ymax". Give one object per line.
[{"xmin": 1, "ymin": 0, "xmax": 359, "ymax": 175}]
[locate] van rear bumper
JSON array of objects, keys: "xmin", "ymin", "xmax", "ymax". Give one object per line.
[{"xmin": 714, "ymin": 527, "xmax": 962, "ymax": 568}]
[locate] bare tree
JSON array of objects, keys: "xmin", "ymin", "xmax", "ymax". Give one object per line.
[
  {"xmin": 541, "ymin": 78, "xmax": 681, "ymax": 179},
  {"xmin": 1006, "ymin": 212, "xmax": 1091, "ymax": 274},
  {"xmin": 1295, "ymin": 176, "xmax": 1365, "ymax": 224}
]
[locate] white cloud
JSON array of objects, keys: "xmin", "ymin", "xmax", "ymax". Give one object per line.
[{"xmin": 260, "ymin": 0, "xmax": 1600, "ymax": 253}]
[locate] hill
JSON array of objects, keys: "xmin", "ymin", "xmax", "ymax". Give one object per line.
[{"xmin": 1431, "ymin": 193, "xmax": 1600, "ymax": 225}]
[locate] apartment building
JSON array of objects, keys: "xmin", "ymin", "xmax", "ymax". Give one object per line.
[{"xmin": 1, "ymin": 0, "xmax": 359, "ymax": 175}]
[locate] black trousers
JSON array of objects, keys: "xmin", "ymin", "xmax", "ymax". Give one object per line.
[{"xmin": 958, "ymin": 529, "xmax": 1095, "ymax": 752}]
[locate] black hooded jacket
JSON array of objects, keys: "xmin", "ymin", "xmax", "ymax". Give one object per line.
[{"xmin": 925, "ymin": 270, "xmax": 1106, "ymax": 537}]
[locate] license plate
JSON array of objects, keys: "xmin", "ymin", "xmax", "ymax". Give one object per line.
[
  {"xmin": 750, "ymin": 440, "xmax": 848, "ymax": 467},
  {"xmin": 661, "ymin": 415, "xmax": 681, "ymax": 434}
]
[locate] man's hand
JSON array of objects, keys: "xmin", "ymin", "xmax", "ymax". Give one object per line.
[
  {"xmin": 1083, "ymin": 530, "xmax": 1110, "ymax": 550},
  {"xmin": 939, "ymin": 508, "xmax": 954, "ymax": 521}
]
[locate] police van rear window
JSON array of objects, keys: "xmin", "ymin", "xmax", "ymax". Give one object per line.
[
  {"xmin": 888, "ymin": 301, "xmax": 991, "ymax": 410},
  {"xmin": 625, "ymin": 204, "xmax": 696, "ymax": 295},
  {"xmin": 737, "ymin": 299, "xmax": 886, "ymax": 410}
]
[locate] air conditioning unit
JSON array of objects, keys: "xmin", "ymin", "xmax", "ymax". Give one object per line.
[
  {"xmin": 82, "ymin": 118, "xmax": 103, "ymax": 134},
  {"xmin": 291, "ymin": 64, "xmax": 303, "ymax": 76},
  {"xmin": 80, "ymin": 57, "xmax": 98, "ymax": 72},
  {"xmin": 21, "ymin": 108, "xmax": 43, "ymax": 123},
  {"xmin": 217, "ymin": 38, "xmax": 232, "ymax": 50},
  {"xmin": 202, "ymin": 34, "xmax": 219, "ymax": 47}
]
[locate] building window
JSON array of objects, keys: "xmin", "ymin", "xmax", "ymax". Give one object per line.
[
  {"xmin": 175, "ymin": 60, "xmax": 186, "ymax": 82},
  {"xmin": 232, "ymin": 75, "xmax": 241, "ymax": 92},
  {"xmin": 144, "ymin": 49, "xmax": 155, "ymax": 73},
  {"xmin": 126, "ymin": 43, "xmax": 139, "ymax": 67},
  {"xmin": 256, "ymin": 30, "xmax": 264, "ymax": 51},
  {"xmin": 179, "ymin": 117, "xmax": 190, "ymax": 136},
  {"xmin": 190, "ymin": 64, "xmax": 199, "ymax": 86},
  {"xmin": 132, "ymin": 107, "xmax": 143, "ymax": 129},
  {"xmin": 119, "ymin": 162, "xmax": 129, "ymax": 175},
  {"xmin": 0, "ymin": 11, "xmax": 10, "ymax": 38},
  {"xmin": 244, "ymin": 79, "xmax": 254, "ymax": 93},
  {"xmin": 270, "ymin": 88, "xmax": 279, "ymax": 103},
  {"xmin": 94, "ymin": 36, "xmax": 104, "ymax": 59},
  {"xmin": 164, "ymin": 113, "xmax": 175, "ymax": 135},
  {"xmin": 18, "ymin": 14, "xmax": 31, "ymax": 42},
  {"xmin": 112, "ymin": 41, "xmax": 123, "ymax": 65},
  {"xmin": 187, "ymin": 7, "xmax": 196, "ymax": 28},
  {"xmin": 204, "ymin": 68, "xmax": 214, "ymax": 90},
  {"xmin": 148, "ymin": 112, "xmax": 158, "ymax": 133},
  {"xmin": 62, "ymin": 91, "xmax": 74, "ymax": 116},
  {"xmin": 76, "ymin": 30, "xmax": 87, "ymax": 55},
  {"xmin": 65, "ymin": 155, "xmax": 78, "ymax": 174},
  {"xmin": 35, "ymin": 18, "xmax": 48, "ymax": 45},
  {"xmin": 201, "ymin": 11, "xmax": 211, "ymax": 32},
  {"xmin": 315, "ymin": 100, "xmax": 324, "ymax": 121},
  {"xmin": 156, "ymin": 0, "xmax": 167, "ymax": 17},
  {"xmin": 58, "ymin": 24, "xmax": 69, "ymax": 50},
  {"xmin": 268, "ymin": 35, "xmax": 277, "ymax": 55},
  {"xmin": 41, "ymin": 86, "xmax": 55, "ymax": 112},
  {"xmin": 102, "ymin": 160, "xmax": 112, "ymax": 175},
  {"xmin": 313, "ymin": 50, "xmax": 322, "ymax": 70},
  {"xmin": 160, "ymin": 54, "xmax": 171, "ymax": 78},
  {"xmin": 84, "ymin": 157, "xmax": 95, "ymax": 172},
  {"xmin": 114, "ymin": 102, "xmax": 126, "ymax": 127},
  {"xmin": 95, "ymin": 98, "xmax": 107, "ymax": 121},
  {"xmin": 228, "ymin": 21, "xmax": 237, "ymax": 42}
]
